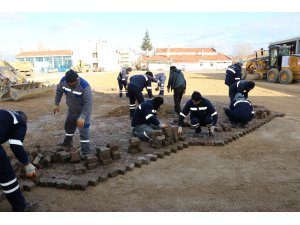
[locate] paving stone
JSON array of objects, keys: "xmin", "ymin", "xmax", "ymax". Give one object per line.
[
  {"xmin": 117, "ymin": 167, "xmax": 127, "ymax": 175},
  {"xmin": 126, "ymin": 163, "xmax": 135, "ymax": 171},
  {"xmin": 55, "ymin": 151, "xmax": 71, "ymax": 163},
  {"xmin": 149, "ymin": 139, "xmax": 162, "ymax": 148},
  {"xmin": 145, "ymin": 154, "xmax": 157, "ymax": 161},
  {"xmin": 70, "ymin": 150, "xmax": 81, "ymax": 163},
  {"xmin": 98, "ymin": 173, "xmax": 109, "ymax": 182},
  {"xmin": 70, "ymin": 179, "xmax": 89, "ymax": 191},
  {"xmin": 133, "ymin": 160, "xmax": 143, "ymax": 168},
  {"xmin": 38, "ymin": 177, "xmax": 57, "ymax": 187},
  {"xmin": 154, "ymin": 135, "xmax": 165, "ymax": 141},
  {"xmin": 56, "ymin": 179, "xmax": 72, "ymax": 189},
  {"xmin": 151, "ymin": 130, "xmax": 163, "ymax": 137},
  {"xmin": 129, "ymin": 137, "xmax": 141, "ymax": 146},
  {"xmin": 179, "ymin": 135, "xmax": 187, "ymax": 141},
  {"xmin": 138, "ymin": 156, "xmax": 151, "ymax": 164},
  {"xmin": 177, "ymin": 144, "xmax": 183, "ymax": 150},
  {"xmin": 170, "ymin": 147, "xmax": 177, "ymax": 153},
  {"xmin": 153, "ymin": 151, "xmax": 164, "ymax": 158},
  {"xmin": 163, "ymin": 149, "xmax": 171, "ymax": 156},
  {"xmin": 214, "ymin": 141, "xmax": 225, "ymax": 146},
  {"xmin": 108, "ymin": 169, "xmax": 119, "ymax": 178},
  {"xmin": 38, "ymin": 155, "xmax": 52, "ymax": 169},
  {"xmin": 32, "ymin": 153, "xmax": 43, "ymax": 166},
  {"xmin": 86, "ymin": 156, "xmax": 98, "ymax": 164},
  {"xmin": 162, "ymin": 127, "xmax": 173, "ymax": 137},
  {"xmin": 86, "ymin": 176, "xmax": 99, "ymax": 186},
  {"xmin": 183, "ymin": 142, "xmax": 189, "ymax": 148},
  {"xmin": 111, "ymin": 151, "xmax": 121, "ymax": 160},
  {"xmin": 106, "ymin": 143, "xmax": 119, "ymax": 151},
  {"xmin": 127, "ymin": 145, "xmax": 141, "ymax": 154},
  {"xmin": 87, "ymin": 163, "xmax": 98, "ymax": 170},
  {"xmin": 74, "ymin": 164, "xmax": 87, "ymax": 174},
  {"xmin": 21, "ymin": 180, "xmax": 36, "ymax": 192},
  {"xmin": 99, "ymin": 158, "xmax": 113, "ymax": 165}
]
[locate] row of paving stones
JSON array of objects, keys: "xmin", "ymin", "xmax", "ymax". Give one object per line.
[{"xmin": 0, "ymin": 106, "xmax": 285, "ymax": 199}]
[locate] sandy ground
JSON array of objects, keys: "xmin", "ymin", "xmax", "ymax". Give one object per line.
[{"xmin": 0, "ymin": 70, "xmax": 300, "ymax": 212}]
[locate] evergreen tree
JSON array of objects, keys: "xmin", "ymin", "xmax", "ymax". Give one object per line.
[{"xmin": 141, "ymin": 30, "xmax": 153, "ymax": 51}]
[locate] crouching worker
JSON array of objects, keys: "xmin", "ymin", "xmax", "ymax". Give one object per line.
[
  {"xmin": 0, "ymin": 109, "xmax": 38, "ymax": 212},
  {"xmin": 224, "ymin": 93, "xmax": 254, "ymax": 127},
  {"xmin": 131, "ymin": 97, "xmax": 167, "ymax": 141},
  {"xmin": 178, "ymin": 91, "xmax": 218, "ymax": 135}
]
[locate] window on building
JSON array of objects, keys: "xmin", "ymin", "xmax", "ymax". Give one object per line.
[
  {"xmin": 25, "ymin": 57, "xmax": 34, "ymax": 64},
  {"xmin": 35, "ymin": 57, "xmax": 43, "ymax": 62},
  {"xmin": 210, "ymin": 63, "xmax": 214, "ymax": 67},
  {"xmin": 92, "ymin": 53, "xmax": 97, "ymax": 58},
  {"xmin": 200, "ymin": 63, "xmax": 203, "ymax": 67},
  {"xmin": 63, "ymin": 56, "xmax": 72, "ymax": 68},
  {"xmin": 53, "ymin": 56, "xmax": 62, "ymax": 69}
]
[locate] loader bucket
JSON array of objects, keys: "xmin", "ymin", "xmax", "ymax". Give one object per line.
[
  {"xmin": 7, "ymin": 82, "xmax": 56, "ymax": 101},
  {"xmin": 0, "ymin": 88, "xmax": 12, "ymax": 101}
]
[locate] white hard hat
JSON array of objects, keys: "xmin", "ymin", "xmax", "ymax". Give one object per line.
[{"xmin": 237, "ymin": 60, "xmax": 244, "ymax": 66}]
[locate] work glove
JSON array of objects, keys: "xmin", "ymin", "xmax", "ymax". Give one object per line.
[
  {"xmin": 178, "ymin": 126, "xmax": 183, "ymax": 135},
  {"xmin": 77, "ymin": 117, "xmax": 85, "ymax": 128},
  {"xmin": 24, "ymin": 163, "xmax": 37, "ymax": 178},
  {"xmin": 208, "ymin": 125, "xmax": 216, "ymax": 135},
  {"xmin": 160, "ymin": 123, "xmax": 168, "ymax": 128},
  {"xmin": 53, "ymin": 105, "xmax": 59, "ymax": 114}
]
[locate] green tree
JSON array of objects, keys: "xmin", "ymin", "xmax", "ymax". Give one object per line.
[{"xmin": 141, "ymin": 30, "xmax": 153, "ymax": 51}]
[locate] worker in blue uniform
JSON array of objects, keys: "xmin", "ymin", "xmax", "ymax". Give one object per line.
[
  {"xmin": 153, "ymin": 72, "xmax": 166, "ymax": 96},
  {"xmin": 131, "ymin": 97, "xmax": 167, "ymax": 141},
  {"xmin": 178, "ymin": 91, "xmax": 218, "ymax": 135},
  {"xmin": 117, "ymin": 67, "xmax": 132, "ymax": 98},
  {"xmin": 54, "ymin": 69, "xmax": 93, "ymax": 157},
  {"xmin": 0, "ymin": 109, "xmax": 38, "ymax": 211},
  {"xmin": 224, "ymin": 93, "xmax": 255, "ymax": 127},
  {"xmin": 229, "ymin": 80, "xmax": 255, "ymax": 102},
  {"xmin": 225, "ymin": 60, "xmax": 244, "ymax": 87},
  {"xmin": 127, "ymin": 71, "xmax": 155, "ymax": 118}
]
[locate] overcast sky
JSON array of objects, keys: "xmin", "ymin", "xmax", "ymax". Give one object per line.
[{"xmin": 1, "ymin": 0, "xmax": 299, "ymax": 60}]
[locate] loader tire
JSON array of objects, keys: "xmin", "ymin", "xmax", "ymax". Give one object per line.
[
  {"xmin": 267, "ymin": 68, "xmax": 279, "ymax": 83},
  {"xmin": 279, "ymin": 69, "xmax": 293, "ymax": 84}
]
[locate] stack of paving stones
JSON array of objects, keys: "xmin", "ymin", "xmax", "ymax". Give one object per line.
[{"xmin": 0, "ymin": 104, "xmax": 285, "ymax": 197}]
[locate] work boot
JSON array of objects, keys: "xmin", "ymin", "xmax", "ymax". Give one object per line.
[
  {"xmin": 57, "ymin": 136, "xmax": 73, "ymax": 147},
  {"xmin": 24, "ymin": 202, "xmax": 39, "ymax": 212}
]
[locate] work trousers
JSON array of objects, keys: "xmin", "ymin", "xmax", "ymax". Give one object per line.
[
  {"xmin": 0, "ymin": 145, "xmax": 26, "ymax": 212},
  {"xmin": 173, "ymin": 86, "xmax": 185, "ymax": 115},
  {"xmin": 127, "ymin": 84, "xmax": 145, "ymax": 118},
  {"xmin": 64, "ymin": 111, "xmax": 91, "ymax": 154},
  {"xmin": 132, "ymin": 124, "xmax": 161, "ymax": 141},
  {"xmin": 118, "ymin": 79, "xmax": 128, "ymax": 98}
]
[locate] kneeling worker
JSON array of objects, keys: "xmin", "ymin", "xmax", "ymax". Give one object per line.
[
  {"xmin": 178, "ymin": 91, "xmax": 218, "ymax": 135},
  {"xmin": 131, "ymin": 97, "xmax": 167, "ymax": 141},
  {"xmin": 224, "ymin": 93, "xmax": 255, "ymax": 127}
]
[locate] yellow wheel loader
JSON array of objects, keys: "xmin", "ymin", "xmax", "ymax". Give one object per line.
[
  {"xmin": 0, "ymin": 61, "xmax": 55, "ymax": 101},
  {"xmin": 245, "ymin": 45, "xmax": 300, "ymax": 84}
]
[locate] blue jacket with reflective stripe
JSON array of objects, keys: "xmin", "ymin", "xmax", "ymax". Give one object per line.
[
  {"xmin": 178, "ymin": 98, "xmax": 218, "ymax": 127},
  {"xmin": 229, "ymin": 80, "xmax": 251, "ymax": 99},
  {"xmin": 225, "ymin": 63, "xmax": 242, "ymax": 86},
  {"xmin": 131, "ymin": 100, "xmax": 160, "ymax": 127},
  {"xmin": 0, "ymin": 110, "xmax": 29, "ymax": 165},
  {"xmin": 55, "ymin": 76, "xmax": 93, "ymax": 119},
  {"xmin": 230, "ymin": 98, "xmax": 254, "ymax": 123},
  {"xmin": 129, "ymin": 75, "xmax": 153, "ymax": 98}
]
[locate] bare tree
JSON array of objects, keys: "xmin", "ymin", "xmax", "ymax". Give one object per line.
[{"xmin": 232, "ymin": 42, "xmax": 254, "ymax": 59}]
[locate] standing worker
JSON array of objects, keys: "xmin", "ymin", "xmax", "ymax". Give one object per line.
[
  {"xmin": 117, "ymin": 67, "xmax": 132, "ymax": 98},
  {"xmin": 0, "ymin": 109, "xmax": 38, "ymax": 212},
  {"xmin": 127, "ymin": 71, "xmax": 155, "ymax": 118},
  {"xmin": 153, "ymin": 72, "xmax": 166, "ymax": 96},
  {"xmin": 225, "ymin": 60, "xmax": 244, "ymax": 88},
  {"xmin": 53, "ymin": 69, "xmax": 93, "ymax": 157},
  {"xmin": 167, "ymin": 66, "xmax": 186, "ymax": 115},
  {"xmin": 224, "ymin": 93, "xmax": 255, "ymax": 127},
  {"xmin": 177, "ymin": 91, "xmax": 218, "ymax": 135},
  {"xmin": 229, "ymin": 80, "xmax": 255, "ymax": 102}
]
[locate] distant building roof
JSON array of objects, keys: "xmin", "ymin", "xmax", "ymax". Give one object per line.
[
  {"xmin": 155, "ymin": 48, "xmax": 216, "ymax": 53},
  {"xmin": 141, "ymin": 54, "xmax": 231, "ymax": 63},
  {"xmin": 16, "ymin": 50, "xmax": 73, "ymax": 57}
]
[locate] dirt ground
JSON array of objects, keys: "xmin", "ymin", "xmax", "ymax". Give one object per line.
[{"xmin": 0, "ymin": 71, "xmax": 300, "ymax": 212}]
